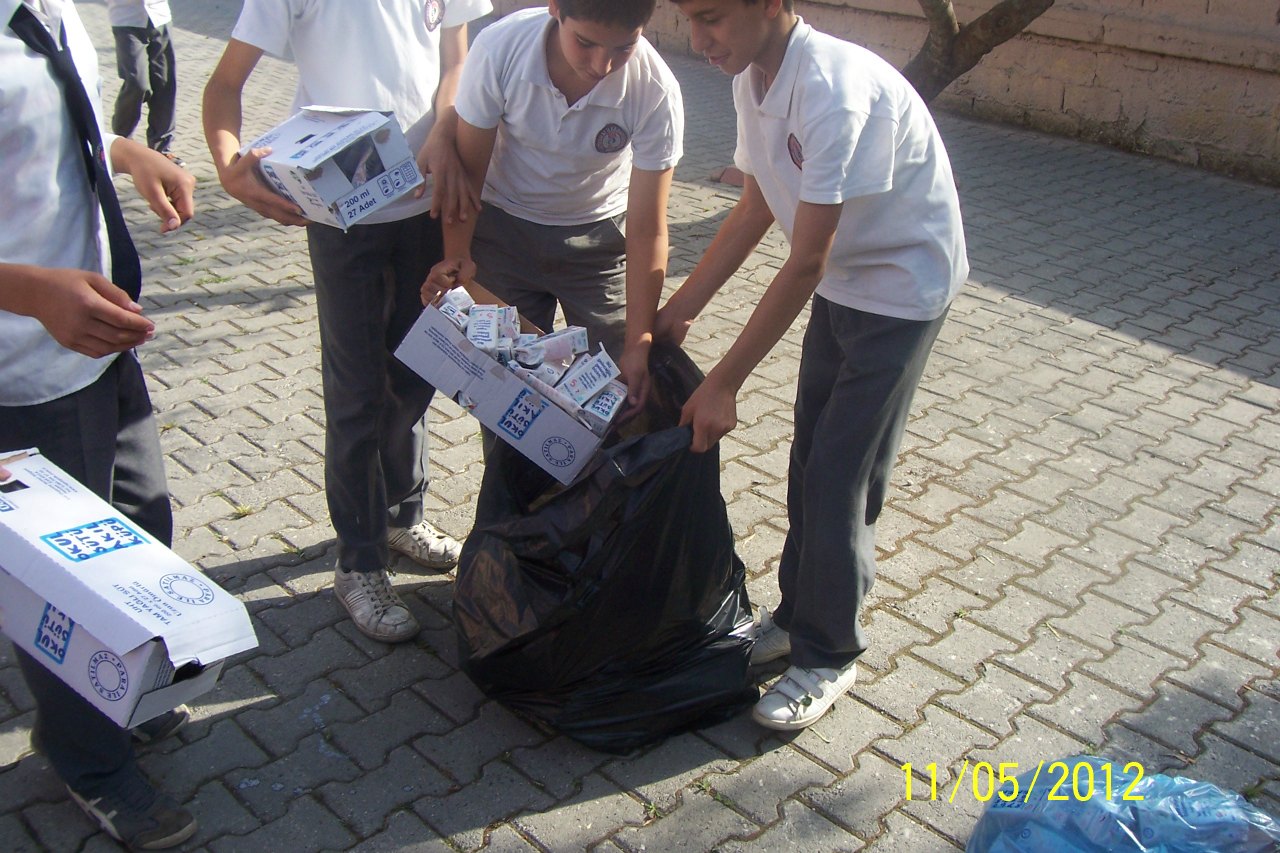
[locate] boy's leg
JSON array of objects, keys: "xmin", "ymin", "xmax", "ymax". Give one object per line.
[
  {"xmin": 774, "ymin": 296, "xmax": 947, "ymax": 671},
  {"xmin": 144, "ymin": 24, "xmax": 178, "ymax": 154},
  {"xmin": 110, "ymin": 26, "xmax": 149, "ymax": 140},
  {"xmin": 381, "ymin": 213, "xmax": 444, "ymax": 532},
  {"xmin": 545, "ymin": 214, "xmax": 627, "ymax": 362},
  {"xmin": 307, "ymin": 218, "xmax": 435, "ymax": 576},
  {"xmin": 0, "ymin": 355, "xmax": 171, "ymax": 795},
  {"xmin": 472, "ymin": 204, "xmax": 559, "ymax": 334}
]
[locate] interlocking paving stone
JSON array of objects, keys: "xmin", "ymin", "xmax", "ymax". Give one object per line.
[{"xmin": 2, "ymin": 2, "xmax": 1278, "ymax": 848}]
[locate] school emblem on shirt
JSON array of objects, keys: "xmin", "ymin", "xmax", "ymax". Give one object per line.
[
  {"xmin": 424, "ymin": 0, "xmax": 444, "ymax": 31},
  {"xmin": 595, "ymin": 123, "xmax": 630, "ymax": 154},
  {"xmin": 787, "ymin": 133, "xmax": 804, "ymax": 169}
]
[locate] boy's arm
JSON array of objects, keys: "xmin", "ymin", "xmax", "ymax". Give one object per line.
[
  {"xmin": 421, "ymin": 118, "xmax": 497, "ymax": 303},
  {"xmin": 0, "ymin": 264, "xmax": 154, "ymax": 358},
  {"xmin": 202, "ymin": 38, "xmax": 308, "ymax": 226},
  {"xmin": 654, "ymin": 175, "xmax": 776, "ymax": 346},
  {"xmin": 681, "ymin": 200, "xmax": 843, "ymax": 453},
  {"xmin": 617, "ymin": 166, "xmax": 673, "ymax": 412},
  {"xmin": 418, "ymin": 23, "xmax": 482, "ymax": 224},
  {"xmin": 109, "ymin": 136, "xmax": 196, "ymax": 234}
]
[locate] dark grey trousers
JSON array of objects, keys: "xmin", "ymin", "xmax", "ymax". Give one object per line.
[
  {"xmin": 0, "ymin": 352, "xmax": 171, "ymax": 796},
  {"xmin": 306, "ymin": 213, "xmax": 443, "ymax": 574},
  {"xmin": 111, "ymin": 22, "xmax": 176, "ymax": 153},
  {"xmin": 774, "ymin": 295, "xmax": 948, "ymax": 671},
  {"xmin": 472, "ymin": 203, "xmax": 628, "ymax": 361}
]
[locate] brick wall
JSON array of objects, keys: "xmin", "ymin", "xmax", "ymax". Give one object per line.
[{"xmin": 492, "ymin": 0, "xmax": 1280, "ymax": 185}]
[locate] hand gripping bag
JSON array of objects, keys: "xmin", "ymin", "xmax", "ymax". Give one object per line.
[{"xmin": 453, "ymin": 344, "xmax": 756, "ymax": 753}]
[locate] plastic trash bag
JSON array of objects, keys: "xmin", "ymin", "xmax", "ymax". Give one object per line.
[
  {"xmin": 453, "ymin": 343, "xmax": 756, "ymax": 753},
  {"xmin": 966, "ymin": 756, "xmax": 1280, "ymax": 853}
]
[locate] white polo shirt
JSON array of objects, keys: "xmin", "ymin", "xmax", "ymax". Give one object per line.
[
  {"xmin": 733, "ymin": 21, "xmax": 967, "ymax": 322},
  {"xmin": 0, "ymin": 0, "xmax": 121, "ymax": 406},
  {"xmin": 454, "ymin": 7, "xmax": 683, "ymax": 227},
  {"xmin": 232, "ymin": 0, "xmax": 492, "ymax": 224},
  {"xmin": 105, "ymin": 0, "xmax": 171, "ymax": 29}
]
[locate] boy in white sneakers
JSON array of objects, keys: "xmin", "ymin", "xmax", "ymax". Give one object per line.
[
  {"xmin": 425, "ymin": 0, "xmax": 683, "ymax": 411},
  {"xmin": 659, "ymin": 0, "xmax": 968, "ymax": 729},
  {"xmin": 107, "ymin": 0, "xmax": 179, "ymax": 162},
  {"xmin": 204, "ymin": 0, "xmax": 492, "ymax": 644}
]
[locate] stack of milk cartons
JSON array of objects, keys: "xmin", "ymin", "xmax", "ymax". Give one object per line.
[{"xmin": 435, "ymin": 288, "xmax": 629, "ymax": 437}]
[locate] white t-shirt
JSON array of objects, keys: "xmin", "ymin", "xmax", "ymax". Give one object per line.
[
  {"xmin": 454, "ymin": 7, "xmax": 683, "ymax": 226},
  {"xmin": 733, "ymin": 21, "xmax": 967, "ymax": 322},
  {"xmin": 0, "ymin": 0, "xmax": 120, "ymax": 406},
  {"xmin": 106, "ymin": 0, "xmax": 171, "ymax": 29},
  {"xmin": 232, "ymin": 0, "xmax": 492, "ymax": 224}
]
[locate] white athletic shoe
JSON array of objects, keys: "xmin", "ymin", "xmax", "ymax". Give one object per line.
[
  {"xmin": 388, "ymin": 521, "xmax": 462, "ymax": 570},
  {"xmin": 751, "ymin": 662, "xmax": 857, "ymax": 731},
  {"xmin": 334, "ymin": 568, "xmax": 419, "ymax": 643},
  {"xmin": 750, "ymin": 608, "xmax": 792, "ymax": 665}
]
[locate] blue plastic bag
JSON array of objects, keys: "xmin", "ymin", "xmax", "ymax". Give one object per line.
[{"xmin": 966, "ymin": 756, "xmax": 1280, "ymax": 853}]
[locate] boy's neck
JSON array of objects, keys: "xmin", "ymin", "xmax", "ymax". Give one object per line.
[
  {"xmin": 545, "ymin": 20, "xmax": 598, "ymax": 106},
  {"xmin": 753, "ymin": 12, "xmax": 799, "ymax": 91}
]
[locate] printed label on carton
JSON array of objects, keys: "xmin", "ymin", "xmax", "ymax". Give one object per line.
[
  {"xmin": 34, "ymin": 603, "xmax": 74, "ymax": 664},
  {"xmin": 561, "ymin": 351, "xmax": 622, "ymax": 405},
  {"xmin": 497, "ymin": 388, "xmax": 546, "ymax": 441},
  {"xmin": 87, "ymin": 651, "xmax": 129, "ymax": 702},
  {"xmin": 41, "ymin": 518, "xmax": 146, "ymax": 563}
]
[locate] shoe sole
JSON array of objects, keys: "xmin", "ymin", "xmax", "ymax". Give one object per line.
[
  {"xmin": 338, "ymin": 605, "xmax": 420, "ymax": 644},
  {"xmin": 750, "ymin": 704, "xmax": 833, "ymax": 731},
  {"xmin": 131, "ymin": 708, "xmax": 189, "ymax": 746},
  {"xmin": 388, "ymin": 547, "xmax": 458, "ymax": 571},
  {"xmin": 138, "ymin": 817, "xmax": 199, "ymax": 850}
]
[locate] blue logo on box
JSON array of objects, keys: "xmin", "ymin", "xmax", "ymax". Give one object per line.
[
  {"xmin": 498, "ymin": 388, "xmax": 545, "ymax": 441},
  {"xmin": 88, "ymin": 651, "xmax": 129, "ymax": 701},
  {"xmin": 34, "ymin": 603, "xmax": 74, "ymax": 664},
  {"xmin": 542, "ymin": 437, "xmax": 576, "ymax": 468},
  {"xmin": 41, "ymin": 517, "xmax": 145, "ymax": 563},
  {"xmin": 159, "ymin": 573, "xmax": 216, "ymax": 606},
  {"xmin": 0, "ymin": 495, "xmax": 12, "ymax": 512}
]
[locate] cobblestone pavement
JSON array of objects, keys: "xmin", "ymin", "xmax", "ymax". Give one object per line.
[{"xmin": 3, "ymin": 2, "xmax": 1280, "ymax": 851}]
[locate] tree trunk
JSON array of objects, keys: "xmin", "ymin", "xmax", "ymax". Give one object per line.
[{"xmin": 903, "ymin": 0, "xmax": 1055, "ymax": 103}]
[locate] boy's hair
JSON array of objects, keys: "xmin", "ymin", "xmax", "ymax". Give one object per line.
[
  {"xmin": 556, "ymin": 0, "xmax": 656, "ymax": 30},
  {"xmin": 672, "ymin": 0, "xmax": 796, "ymax": 10}
]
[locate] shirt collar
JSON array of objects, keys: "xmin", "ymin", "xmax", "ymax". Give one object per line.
[
  {"xmin": 6, "ymin": 0, "xmax": 64, "ymax": 34},
  {"xmin": 752, "ymin": 17, "xmax": 810, "ymax": 119},
  {"xmin": 519, "ymin": 11, "xmax": 630, "ymax": 110}
]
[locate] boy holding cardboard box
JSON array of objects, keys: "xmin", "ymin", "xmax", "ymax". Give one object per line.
[
  {"xmin": 204, "ymin": 0, "xmax": 492, "ymax": 644},
  {"xmin": 658, "ymin": 0, "xmax": 968, "ymax": 730},
  {"xmin": 424, "ymin": 0, "xmax": 684, "ymax": 413},
  {"xmin": 1, "ymin": 0, "xmax": 198, "ymax": 845}
]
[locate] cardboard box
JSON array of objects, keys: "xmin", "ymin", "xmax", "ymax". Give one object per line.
[
  {"xmin": 245, "ymin": 107, "xmax": 424, "ymax": 230},
  {"xmin": 0, "ymin": 451, "xmax": 258, "ymax": 727},
  {"xmin": 395, "ymin": 306, "xmax": 605, "ymax": 484}
]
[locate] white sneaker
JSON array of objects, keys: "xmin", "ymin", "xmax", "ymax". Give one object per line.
[
  {"xmin": 388, "ymin": 521, "xmax": 462, "ymax": 570},
  {"xmin": 751, "ymin": 662, "xmax": 857, "ymax": 731},
  {"xmin": 333, "ymin": 568, "xmax": 419, "ymax": 643},
  {"xmin": 751, "ymin": 609, "xmax": 791, "ymax": 665}
]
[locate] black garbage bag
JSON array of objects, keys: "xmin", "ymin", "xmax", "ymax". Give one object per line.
[{"xmin": 454, "ymin": 343, "xmax": 756, "ymax": 753}]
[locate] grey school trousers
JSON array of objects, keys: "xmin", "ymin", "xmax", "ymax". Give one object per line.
[
  {"xmin": 306, "ymin": 212, "xmax": 443, "ymax": 574},
  {"xmin": 0, "ymin": 353, "xmax": 170, "ymax": 797},
  {"xmin": 774, "ymin": 295, "xmax": 948, "ymax": 671},
  {"xmin": 472, "ymin": 203, "xmax": 628, "ymax": 361},
  {"xmin": 111, "ymin": 22, "xmax": 176, "ymax": 153}
]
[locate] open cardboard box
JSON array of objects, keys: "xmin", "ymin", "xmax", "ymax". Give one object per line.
[{"xmin": 0, "ymin": 451, "xmax": 257, "ymax": 727}]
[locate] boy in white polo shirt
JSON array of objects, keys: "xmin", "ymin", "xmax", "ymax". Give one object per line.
[
  {"xmin": 426, "ymin": 0, "xmax": 683, "ymax": 410},
  {"xmin": 659, "ymin": 0, "xmax": 968, "ymax": 730},
  {"xmin": 203, "ymin": 0, "xmax": 491, "ymax": 645}
]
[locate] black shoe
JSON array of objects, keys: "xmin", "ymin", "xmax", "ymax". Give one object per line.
[
  {"xmin": 130, "ymin": 705, "xmax": 189, "ymax": 747},
  {"xmin": 67, "ymin": 771, "xmax": 197, "ymax": 851}
]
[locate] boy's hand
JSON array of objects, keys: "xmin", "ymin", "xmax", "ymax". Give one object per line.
[
  {"xmin": 26, "ymin": 268, "xmax": 155, "ymax": 358},
  {"xmin": 417, "ymin": 132, "xmax": 481, "ymax": 225},
  {"xmin": 680, "ymin": 375, "xmax": 738, "ymax": 453},
  {"xmin": 0, "ymin": 466, "xmax": 9, "ymax": 481},
  {"xmin": 617, "ymin": 343, "xmax": 651, "ymax": 420},
  {"xmin": 217, "ymin": 148, "xmax": 309, "ymax": 226},
  {"xmin": 422, "ymin": 258, "xmax": 476, "ymax": 306},
  {"xmin": 122, "ymin": 145, "xmax": 196, "ymax": 233},
  {"xmin": 653, "ymin": 303, "xmax": 694, "ymax": 347}
]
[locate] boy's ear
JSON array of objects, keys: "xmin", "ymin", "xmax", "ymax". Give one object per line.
[
  {"xmin": 765, "ymin": 0, "xmax": 786, "ymax": 19},
  {"xmin": 547, "ymin": 0, "xmax": 562, "ymax": 21}
]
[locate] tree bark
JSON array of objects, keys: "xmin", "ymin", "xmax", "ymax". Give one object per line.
[{"xmin": 903, "ymin": 0, "xmax": 1055, "ymax": 103}]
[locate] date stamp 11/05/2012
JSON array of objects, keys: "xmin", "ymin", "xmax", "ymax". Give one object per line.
[{"xmin": 902, "ymin": 760, "xmax": 1148, "ymax": 804}]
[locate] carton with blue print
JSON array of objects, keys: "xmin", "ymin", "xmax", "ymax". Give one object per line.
[
  {"xmin": 245, "ymin": 106, "xmax": 424, "ymax": 230},
  {"xmin": 0, "ymin": 450, "xmax": 257, "ymax": 727}
]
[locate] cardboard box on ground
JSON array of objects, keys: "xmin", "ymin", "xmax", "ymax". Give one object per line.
[
  {"xmin": 0, "ymin": 451, "xmax": 257, "ymax": 727},
  {"xmin": 245, "ymin": 107, "xmax": 424, "ymax": 230},
  {"xmin": 395, "ymin": 291, "xmax": 628, "ymax": 484}
]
